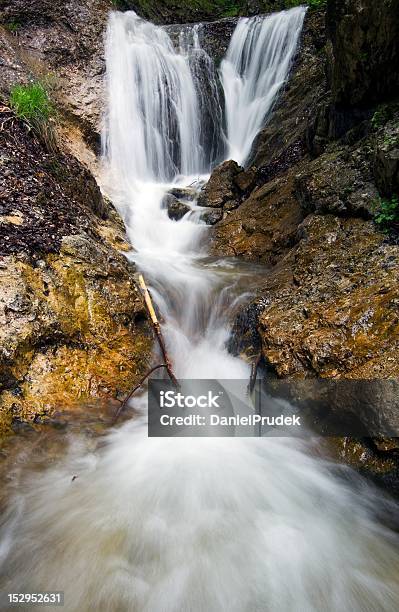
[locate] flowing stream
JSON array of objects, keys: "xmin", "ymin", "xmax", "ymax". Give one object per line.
[{"xmin": 1, "ymin": 7, "xmax": 399, "ymax": 612}]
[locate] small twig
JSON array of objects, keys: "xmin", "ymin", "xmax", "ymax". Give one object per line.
[
  {"xmin": 0, "ymin": 116, "xmax": 14, "ymax": 131},
  {"xmin": 113, "ymin": 363, "xmax": 169, "ymax": 424}
]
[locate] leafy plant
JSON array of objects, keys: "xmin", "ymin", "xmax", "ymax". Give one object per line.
[
  {"xmin": 372, "ymin": 108, "xmax": 389, "ymax": 129},
  {"xmin": 219, "ymin": 1, "xmax": 241, "ymax": 17},
  {"xmin": 383, "ymin": 134, "xmax": 399, "ymax": 147},
  {"xmin": 374, "ymin": 195, "xmax": 399, "ymax": 231},
  {"xmin": 307, "ymin": 0, "xmax": 327, "ymax": 7}
]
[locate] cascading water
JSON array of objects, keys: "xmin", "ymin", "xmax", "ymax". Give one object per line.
[
  {"xmin": 104, "ymin": 11, "xmax": 224, "ymax": 184},
  {"xmin": 221, "ymin": 6, "xmax": 306, "ymax": 164},
  {"xmin": 1, "ymin": 8, "xmax": 399, "ymax": 612}
]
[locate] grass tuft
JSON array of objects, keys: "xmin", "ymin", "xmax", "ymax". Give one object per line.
[
  {"xmin": 10, "ymin": 82, "xmax": 53, "ymax": 123},
  {"xmin": 9, "ymin": 81, "xmax": 57, "ymax": 152}
]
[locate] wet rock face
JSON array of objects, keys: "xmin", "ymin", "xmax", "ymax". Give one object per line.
[
  {"xmin": 166, "ymin": 18, "xmax": 237, "ymax": 65},
  {"xmin": 198, "ymin": 160, "xmax": 242, "ymax": 208},
  {"xmin": 1, "ymin": 0, "xmax": 109, "ymax": 62},
  {"xmin": 0, "ymin": 236, "xmax": 152, "ymax": 433},
  {"xmin": 327, "ymin": 0, "xmax": 399, "ymax": 108},
  {"xmin": 296, "ymin": 108, "xmax": 399, "ymax": 218},
  {"xmin": 198, "ymin": 160, "xmax": 256, "ymax": 211},
  {"xmin": 201, "ymin": 208, "xmax": 223, "ymax": 225},
  {"xmin": 295, "ymin": 142, "xmax": 379, "ymax": 219},
  {"xmin": 0, "ymin": 0, "xmax": 111, "ymax": 150},
  {"xmin": 235, "ymin": 214, "xmax": 399, "ymax": 380},
  {"xmin": 373, "ymin": 117, "xmax": 399, "ymax": 197}
]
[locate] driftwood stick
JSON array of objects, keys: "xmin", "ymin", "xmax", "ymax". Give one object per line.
[
  {"xmin": 138, "ymin": 274, "xmax": 179, "ymax": 387},
  {"xmin": 113, "ymin": 363, "xmax": 169, "ymax": 423}
]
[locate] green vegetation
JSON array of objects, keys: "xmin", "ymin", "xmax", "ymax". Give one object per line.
[
  {"xmin": 375, "ymin": 195, "xmax": 399, "ymax": 232},
  {"xmin": 383, "ymin": 133, "xmax": 399, "ymax": 147},
  {"xmin": 372, "ymin": 108, "xmax": 389, "ymax": 129},
  {"xmin": 10, "ymin": 82, "xmax": 53, "ymax": 123},
  {"xmin": 113, "ymin": 0, "xmax": 324, "ymax": 23},
  {"xmin": 4, "ymin": 21, "xmax": 21, "ymax": 33},
  {"xmin": 219, "ymin": 1, "xmax": 241, "ymax": 17},
  {"xmin": 286, "ymin": 0, "xmax": 326, "ymax": 9},
  {"xmin": 9, "ymin": 81, "xmax": 57, "ymax": 151}
]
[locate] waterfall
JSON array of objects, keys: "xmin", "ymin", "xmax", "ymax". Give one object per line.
[
  {"xmin": 104, "ymin": 12, "xmax": 223, "ymax": 184},
  {"xmin": 221, "ymin": 6, "xmax": 306, "ymax": 165},
  {"xmin": 1, "ymin": 8, "xmax": 399, "ymax": 612},
  {"xmin": 104, "ymin": 7, "xmax": 306, "ymax": 184}
]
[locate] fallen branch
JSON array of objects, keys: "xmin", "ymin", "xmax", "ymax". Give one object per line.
[
  {"xmin": 138, "ymin": 274, "xmax": 178, "ymax": 386},
  {"xmin": 113, "ymin": 363, "xmax": 169, "ymax": 423},
  {"xmin": 113, "ymin": 275, "xmax": 179, "ymax": 424}
]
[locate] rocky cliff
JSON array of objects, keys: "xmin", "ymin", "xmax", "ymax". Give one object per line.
[{"xmin": 0, "ymin": 1, "xmax": 154, "ymax": 434}]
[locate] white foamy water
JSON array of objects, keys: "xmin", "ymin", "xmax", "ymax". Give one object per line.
[{"xmin": 1, "ymin": 8, "xmax": 399, "ymax": 612}]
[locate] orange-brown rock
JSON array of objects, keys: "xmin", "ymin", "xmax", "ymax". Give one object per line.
[{"xmin": 248, "ymin": 215, "xmax": 399, "ymax": 379}]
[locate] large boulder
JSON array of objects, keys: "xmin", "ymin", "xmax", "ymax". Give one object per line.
[
  {"xmin": 162, "ymin": 194, "xmax": 191, "ymax": 221},
  {"xmin": 198, "ymin": 160, "xmax": 243, "ymax": 209},
  {"xmin": 229, "ymin": 213, "xmax": 399, "ymax": 380},
  {"xmin": 211, "ymin": 168, "xmax": 304, "ymax": 263},
  {"xmin": 198, "ymin": 160, "xmax": 256, "ymax": 211}
]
